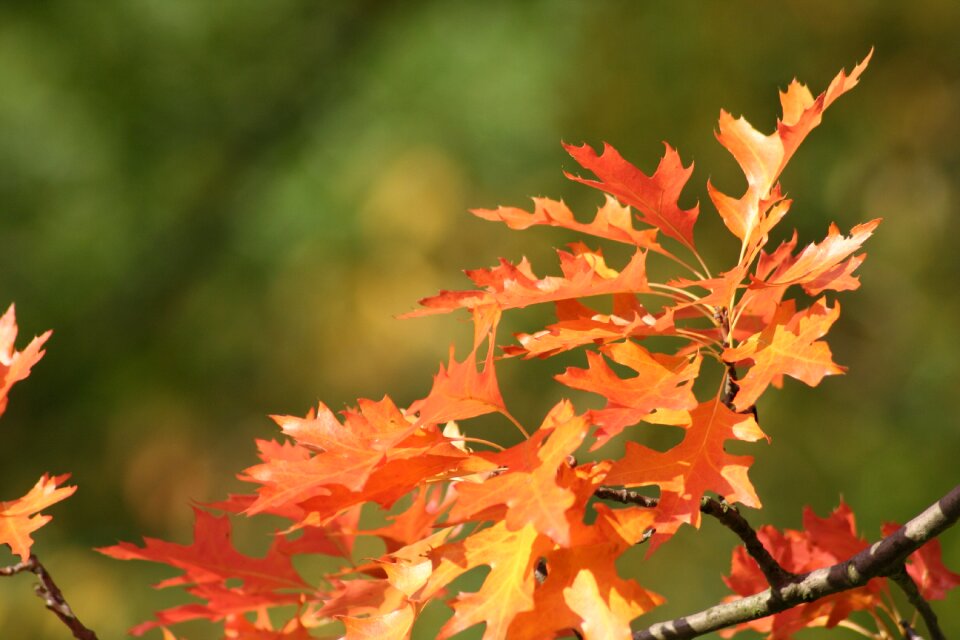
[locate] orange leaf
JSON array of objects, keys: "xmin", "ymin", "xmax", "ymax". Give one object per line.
[
  {"xmin": 448, "ymin": 401, "xmax": 589, "ymax": 545},
  {"xmin": 435, "ymin": 522, "xmax": 552, "ymax": 640},
  {"xmin": 564, "ymin": 142, "xmax": 699, "ymax": 248},
  {"xmin": 508, "ymin": 541, "xmax": 662, "ymax": 640},
  {"xmin": 0, "ymin": 473, "xmax": 75, "ymax": 561},
  {"xmin": 340, "ymin": 604, "xmax": 416, "ymax": 640},
  {"xmin": 556, "ymin": 340, "xmax": 700, "ymax": 449},
  {"xmin": 605, "ymin": 399, "xmax": 767, "ymax": 547},
  {"xmin": 409, "ymin": 244, "xmax": 649, "ymax": 317},
  {"xmin": 0, "ymin": 303, "xmax": 51, "ymax": 417},
  {"xmin": 409, "ymin": 341, "xmax": 507, "ymax": 426},
  {"xmin": 724, "ymin": 299, "xmax": 845, "ymax": 411},
  {"xmin": 473, "ymin": 194, "xmax": 661, "ymax": 249},
  {"xmin": 709, "ymin": 52, "xmax": 871, "ymax": 252}
]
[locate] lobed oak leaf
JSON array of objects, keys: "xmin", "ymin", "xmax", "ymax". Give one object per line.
[
  {"xmin": 750, "ymin": 219, "xmax": 880, "ymax": 295},
  {"xmin": 505, "ymin": 296, "xmax": 674, "ymax": 360},
  {"xmin": 507, "ymin": 541, "xmax": 662, "ymax": 640},
  {"xmin": 128, "ymin": 583, "xmax": 304, "ymax": 636},
  {"xmin": 723, "ymin": 299, "xmax": 845, "ymax": 411},
  {"xmin": 605, "ymin": 398, "xmax": 767, "ymax": 548},
  {"xmin": 435, "ymin": 522, "xmax": 553, "ymax": 640},
  {"xmin": 0, "ymin": 303, "xmax": 51, "ymax": 418},
  {"xmin": 563, "ymin": 141, "xmax": 699, "ymax": 248},
  {"xmin": 709, "ymin": 52, "xmax": 871, "ymax": 253},
  {"xmin": 0, "ymin": 473, "xmax": 76, "ymax": 561},
  {"xmin": 98, "ymin": 507, "xmax": 306, "ymax": 592},
  {"xmin": 556, "ymin": 340, "xmax": 700, "ymax": 449},
  {"xmin": 409, "ymin": 340, "xmax": 508, "ymax": 426},
  {"xmin": 447, "ymin": 400, "xmax": 590, "ymax": 545},
  {"xmin": 472, "ymin": 194, "xmax": 661, "ymax": 249},
  {"xmin": 409, "ymin": 245, "xmax": 649, "ymax": 317}
]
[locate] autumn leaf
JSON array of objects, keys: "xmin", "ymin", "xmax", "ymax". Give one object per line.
[
  {"xmin": 473, "ymin": 194, "xmax": 661, "ymax": 249},
  {"xmin": 98, "ymin": 508, "xmax": 306, "ymax": 591},
  {"xmin": 435, "ymin": 522, "xmax": 553, "ymax": 640},
  {"xmin": 340, "ymin": 604, "xmax": 416, "ymax": 640},
  {"xmin": 564, "ymin": 141, "xmax": 699, "ymax": 248},
  {"xmin": 0, "ymin": 473, "xmax": 76, "ymax": 561},
  {"xmin": 508, "ymin": 542, "xmax": 662, "ymax": 640},
  {"xmin": 556, "ymin": 340, "xmax": 700, "ymax": 449},
  {"xmin": 723, "ymin": 299, "xmax": 845, "ymax": 411},
  {"xmin": 409, "ymin": 244, "xmax": 649, "ymax": 317},
  {"xmin": 0, "ymin": 303, "xmax": 51, "ymax": 418},
  {"xmin": 447, "ymin": 400, "xmax": 589, "ymax": 545},
  {"xmin": 409, "ymin": 341, "xmax": 509, "ymax": 426},
  {"xmin": 709, "ymin": 52, "xmax": 871, "ymax": 254},
  {"xmin": 605, "ymin": 399, "xmax": 767, "ymax": 546}
]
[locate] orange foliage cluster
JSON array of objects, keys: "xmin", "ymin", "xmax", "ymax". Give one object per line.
[
  {"xmin": 99, "ymin": 53, "xmax": 887, "ymax": 640},
  {"xmin": 6, "ymin": 52, "xmax": 956, "ymax": 640}
]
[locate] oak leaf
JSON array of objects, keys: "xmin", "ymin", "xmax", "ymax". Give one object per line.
[
  {"xmin": 0, "ymin": 303, "xmax": 51, "ymax": 417},
  {"xmin": 0, "ymin": 473, "xmax": 75, "ymax": 561},
  {"xmin": 723, "ymin": 299, "xmax": 845, "ymax": 411},
  {"xmin": 564, "ymin": 142, "xmax": 699, "ymax": 248},
  {"xmin": 605, "ymin": 399, "xmax": 767, "ymax": 546},
  {"xmin": 556, "ymin": 340, "xmax": 700, "ymax": 449}
]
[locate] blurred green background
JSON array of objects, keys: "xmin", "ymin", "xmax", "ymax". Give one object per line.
[{"xmin": 1, "ymin": 1, "xmax": 958, "ymax": 638}]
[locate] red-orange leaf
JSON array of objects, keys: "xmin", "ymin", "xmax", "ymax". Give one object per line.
[
  {"xmin": 99, "ymin": 508, "xmax": 306, "ymax": 591},
  {"xmin": 722, "ymin": 501, "xmax": 886, "ymax": 639},
  {"xmin": 0, "ymin": 303, "xmax": 51, "ymax": 417},
  {"xmin": 509, "ymin": 542, "xmax": 662, "ymax": 640},
  {"xmin": 605, "ymin": 399, "xmax": 767, "ymax": 546},
  {"xmin": 409, "ymin": 244, "xmax": 649, "ymax": 317},
  {"xmin": 435, "ymin": 522, "xmax": 553, "ymax": 640},
  {"xmin": 564, "ymin": 142, "xmax": 698, "ymax": 248},
  {"xmin": 724, "ymin": 299, "xmax": 844, "ymax": 411},
  {"xmin": 448, "ymin": 401, "xmax": 589, "ymax": 545},
  {"xmin": 409, "ymin": 341, "xmax": 508, "ymax": 426},
  {"xmin": 556, "ymin": 340, "xmax": 700, "ymax": 449},
  {"xmin": 473, "ymin": 194, "xmax": 661, "ymax": 249},
  {"xmin": 709, "ymin": 52, "xmax": 871, "ymax": 253},
  {"xmin": 0, "ymin": 473, "xmax": 75, "ymax": 561}
]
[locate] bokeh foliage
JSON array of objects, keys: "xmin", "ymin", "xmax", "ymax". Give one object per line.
[{"xmin": 1, "ymin": 1, "xmax": 958, "ymax": 637}]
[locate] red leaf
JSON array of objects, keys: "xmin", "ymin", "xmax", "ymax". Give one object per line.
[{"xmin": 564, "ymin": 142, "xmax": 699, "ymax": 248}]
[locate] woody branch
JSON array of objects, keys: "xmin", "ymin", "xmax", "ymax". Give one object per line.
[
  {"xmin": 0, "ymin": 554, "xmax": 98, "ymax": 640},
  {"xmin": 627, "ymin": 483, "xmax": 960, "ymax": 640}
]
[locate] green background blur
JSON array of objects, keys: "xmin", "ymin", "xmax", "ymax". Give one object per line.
[{"xmin": 1, "ymin": 1, "xmax": 958, "ymax": 638}]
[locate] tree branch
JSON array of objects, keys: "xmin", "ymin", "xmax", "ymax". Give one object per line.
[
  {"xmin": 594, "ymin": 488, "xmax": 793, "ymax": 586},
  {"xmin": 632, "ymin": 483, "xmax": 960, "ymax": 640},
  {"xmin": 888, "ymin": 565, "xmax": 944, "ymax": 640},
  {"xmin": 0, "ymin": 555, "xmax": 98, "ymax": 640}
]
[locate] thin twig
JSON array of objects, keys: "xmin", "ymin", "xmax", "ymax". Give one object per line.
[
  {"xmin": 594, "ymin": 487, "xmax": 793, "ymax": 587},
  {"xmin": 698, "ymin": 496, "xmax": 795, "ymax": 588},
  {"xmin": 632, "ymin": 483, "xmax": 960, "ymax": 639},
  {"xmin": 901, "ymin": 619, "xmax": 925, "ymax": 640},
  {"xmin": 0, "ymin": 555, "xmax": 98, "ymax": 640},
  {"xmin": 888, "ymin": 565, "xmax": 943, "ymax": 640},
  {"xmin": 594, "ymin": 486, "xmax": 658, "ymax": 508}
]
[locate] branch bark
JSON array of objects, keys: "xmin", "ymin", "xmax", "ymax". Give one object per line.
[
  {"xmin": 0, "ymin": 554, "xmax": 98, "ymax": 640},
  {"xmin": 631, "ymin": 483, "xmax": 960, "ymax": 640}
]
